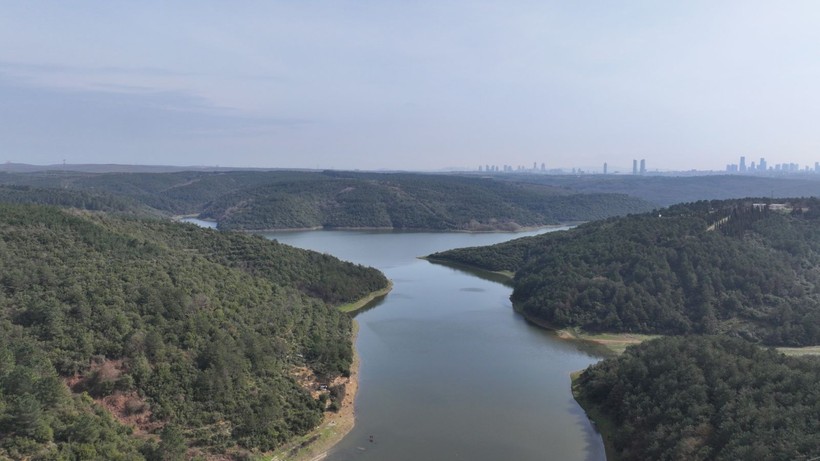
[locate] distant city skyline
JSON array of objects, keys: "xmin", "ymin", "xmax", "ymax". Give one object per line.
[
  {"xmin": 475, "ymin": 154, "xmax": 820, "ymax": 175},
  {"xmin": 2, "ymin": 2, "xmax": 820, "ymax": 171}
]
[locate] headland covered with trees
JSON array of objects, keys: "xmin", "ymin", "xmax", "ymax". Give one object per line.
[
  {"xmin": 0, "ymin": 203, "xmax": 387, "ymax": 460},
  {"xmin": 429, "ymin": 197, "xmax": 820, "ymax": 459}
]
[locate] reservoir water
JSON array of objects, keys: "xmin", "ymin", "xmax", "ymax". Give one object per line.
[
  {"xmin": 265, "ymin": 228, "xmax": 605, "ymax": 461},
  {"xmin": 184, "ymin": 221, "xmax": 606, "ymax": 460}
]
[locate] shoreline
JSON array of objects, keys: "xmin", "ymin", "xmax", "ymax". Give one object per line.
[
  {"xmin": 337, "ymin": 281, "xmax": 393, "ymax": 313},
  {"xmin": 268, "ymin": 282, "xmax": 394, "ymax": 461},
  {"xmin": 247, "ymin": 225, "xmax": 555, "ymax": 233},
  {"xmin": 423, "ymin": 256, "xmax": 655, "ymax": 357},
  {"xmin": 268, "ymin": 323, "xmax": 361, "ymax": 461},
  {"xmin": 570, "ymin": 372, "xmax": 619, "ymax": 461},
  {"xmin": 176, "ymin": 218, "xmax": 571, "ymax": 234},
  {"xmin": 420, "ymin": 256, "xmax": 515, "ymax": 281}
]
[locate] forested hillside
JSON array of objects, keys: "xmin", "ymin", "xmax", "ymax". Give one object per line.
[
  {"xmin": 200, "ymin": 172, "xmax": 651, "ymax": 230},
  {"xmin": 575, "ymin": 336, "xmax": 820, "ymax": 460},
  {"xmin": 429, "ymin": 198, "xmax": 820, "ymax": 346},
  {"xmin": 0, "ymin": 204, "xmax": 387, "ymax": 460},
  {"xmin": 0, "ymin": 185, "xmax": 152, "ymax": 216},
  {"xmin": 0, "ymin": 171, "xmax": 653, "ymax": 230}
]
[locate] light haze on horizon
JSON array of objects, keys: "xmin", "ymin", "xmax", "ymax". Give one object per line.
[{"xmin": 2, "ymin": 1, "xmax": 820, "ymax": 172}]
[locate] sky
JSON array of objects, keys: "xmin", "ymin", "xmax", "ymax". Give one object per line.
[{"xmin": 2, "ymin": 1, "xmax": 820, "ymax": 172}]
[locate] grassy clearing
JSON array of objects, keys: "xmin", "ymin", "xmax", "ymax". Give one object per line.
[
  {"xmin": 776, "ymin": 346, "xmax": 820, "ymax": 356},
  {"xmin": 337, "ymin": 281, "xmax": 393, "ymax": 313},
  {"xmin": 556, "ymin": 327, "xmax": 660, "ymax": 355},
  {"xmin": 421, "ymin": 257, "xmax": 517, "ymax": 287}
]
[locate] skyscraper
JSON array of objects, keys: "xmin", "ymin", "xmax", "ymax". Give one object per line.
[
  {"xmin": 603, "ymin": 162, "xmax": 608, "ymax": 174},
  {"xmin": 640, "ymin": 159, "xmax": 646, "ymax": 174},
  {"xmin": 740, "ymin": 156, "xmax": 746, "ymax": 172},
  {"xmin": 632, "ymin": 159, "xmax": 638, "ymax": 175}
]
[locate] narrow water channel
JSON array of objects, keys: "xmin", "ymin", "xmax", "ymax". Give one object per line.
[{"xmin": 255, "ymin": 228, "xmax": 607, "ymax": 461}]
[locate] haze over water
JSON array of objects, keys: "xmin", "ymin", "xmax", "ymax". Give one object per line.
[{"xmin": 259, "ymin": 228, "xmax": 606, "ymax": 461}]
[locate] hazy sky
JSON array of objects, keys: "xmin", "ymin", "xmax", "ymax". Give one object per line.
[{"xmin": 2, "ymin": 1, "xmax": 820, "ymax": 171}]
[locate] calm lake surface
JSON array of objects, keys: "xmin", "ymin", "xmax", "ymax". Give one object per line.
[{"xmin": 184, "ymin": 221, "xmax": 606, "ymax": 460}]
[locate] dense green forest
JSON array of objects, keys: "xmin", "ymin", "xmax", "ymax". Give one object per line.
[
  {"xmin": 0, "ymin": 170, "xmax": 653, "ymax": 230},
  {"xmin": 429, "ymin": 198, "xmax": 820, "ymax": 346},
  {"xmin": 199, "ymin": 172, "xmax": 652, "ymax": 230},
  {"xmin": 575, "ymin": 336, "xmax": 820, "ymax": 460},
  {"xmin": 0, "ymin": 204, "xmax": 387, "ymax": 459},
  {"xmin": 0, "ymin": 185, "xmax": 153, "ymax": 216}
]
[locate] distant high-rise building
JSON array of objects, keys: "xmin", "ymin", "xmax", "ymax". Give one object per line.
[
  {"xmin": 632, "ymin": 159, "xmax": 638, "ymax": 175},
  {"xmin": 603, "ymin": 162, "xmax": 608, "ymax": 174},
  {"xmin": 740, "ymin": 156, "xmax": 746, "ymax": 172},
  {"xmin": 541, "ymin": 162, "xmax": 545, "ymax": 171},
  {"xmin": 640, "ymin": 159, "xmax": 646, "ymax": 174},
  {"xmin": 815, "ymin": 162, "xmax": 819, "ymax": 172},
  {"xmin": 759, "ymin": 157, "xmax": 767, "ymax": 171},
  {"xmin": 750, "ymin": 161, "xmax": 756, "ymax": 171}
]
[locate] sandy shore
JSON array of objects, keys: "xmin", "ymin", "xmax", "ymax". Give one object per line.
[
  {"xmin": 268, "ymin": 327, "xmax": 360, "ymax": 461},
  {"xmin": 273, "ymin": 282, "xmax": 394, "ymax": 460},
  {"xmin": 268, "ymin": 326, "xmax": 363, "ymax": 461}
]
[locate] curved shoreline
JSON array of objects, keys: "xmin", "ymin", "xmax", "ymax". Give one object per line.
[
  {"xmin": 244, "ymin": 224, "xmax": 561, "ymax": 233},
  {"xmin": 267, "ymin": 283, "xmax": 393, "ymax": 461},
  {"xmin": 177, "ymin": 217, "xmax": 571, "ymax": 234},
  {"xmin": 571, "ymin": 372, "xmax": 619, "ymax": 461},
  {"xmin": 337, "ymin": 281, "xmax": 393, "ymax": 313},
  {"xmin": 268, "ymin": 324, "xmax": 360, "ymax": 461}
]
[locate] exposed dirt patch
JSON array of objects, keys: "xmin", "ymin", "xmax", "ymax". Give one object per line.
[
  {"xmin": 64, "ymin": 358, "xmax": 159, "ymax": 436},
  {"xmin": 99, "ymin": 391, "xmax": 160, "ymax": 435}
]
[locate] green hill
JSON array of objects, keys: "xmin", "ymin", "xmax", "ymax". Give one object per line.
[
  {"xmin": 0, "ymin": 204, "xmax": 387, "ymax": 459},
  {"xmin": 575, "ymin": 336, "xmax": 820, "ymax": 460},
  {"xmin": 0, "ymin": 171, "xmax": 654, "ymax": 230},
  {"xmin": 200, "ymin": 172, "xmax": 652, "ymax": 231},
  {"xmin": 429, "ymin": 198, "xmax": 820, "ymax": 346}
]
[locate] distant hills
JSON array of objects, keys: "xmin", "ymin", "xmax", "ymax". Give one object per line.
[
  {"xmin": 495, "ymin": 173, "xmax": 820, "ymax": 206},
  {"xmin": 0, "ymin": 162, "xmax": 267, "ymax": 174},
  {"xmin": 2, "ymin": 168, "xmax": 819, "ymax": 230},
  {"xmin": 0, "ymin": 170, "xmax": 655, "ymax": 231}
]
